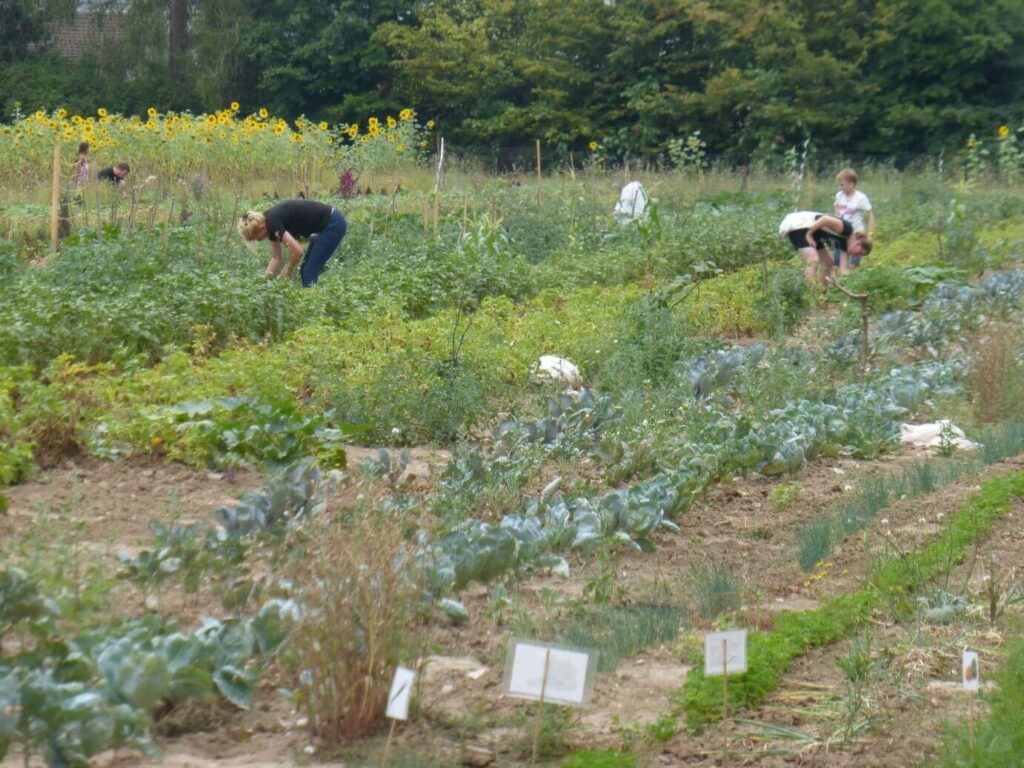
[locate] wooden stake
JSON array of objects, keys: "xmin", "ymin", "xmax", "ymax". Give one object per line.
[
  {"xmin": 829, "ymin": 277, "xmax": 870, "ymax": 384},
  {"xmin": 722, "ymin": 638, "xmax": 729, "ymax": 765},
  {"xmin": 968, "ymin": 691, "xmax": 975, "ymax": 759},
  {"xmin": 530, "ymin": 649, "xmax": 552, "ymax": 766},
  {"xmin": 50, "ymin": 143, "xmax": 61, "ymax": 254},
  {"xmin": 535, "ymin": 140, "xmax": 542, "ymax": 206},
  {"xmin": 433, "ymin": 192, "xmax": 440, "ymax": 238},
  {"xmin": 380, "ymin": 719, "xmax": 398, "ymax": 768}
]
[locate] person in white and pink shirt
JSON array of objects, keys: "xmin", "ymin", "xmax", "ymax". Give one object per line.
[{"xmin": 833, "ymin": 168, "xmax": 876, "ymax": 274}]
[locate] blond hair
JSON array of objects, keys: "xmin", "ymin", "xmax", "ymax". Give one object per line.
[
  {"xmin": 237, "ymin": 211, "xmax": 265, "ymax": 241},
  {"xmin": 854, "ymin": 232, "xmax": 873, "ymax": 256},
  {"xmin": 836, "ymin": 167, "xmax": 858, "ymax": 184}
]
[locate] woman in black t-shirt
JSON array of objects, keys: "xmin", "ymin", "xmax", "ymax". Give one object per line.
[
  {"xmin": 237, "ymin": 199, "xmax": 348, "ymax": 287},
  {"xmin": 779, "ymin": 211, "xmax": 873, "ymax": 286}
]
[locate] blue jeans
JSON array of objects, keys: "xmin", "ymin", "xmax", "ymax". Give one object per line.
[{"xmin": 300, "ymin": 209, "xmax": 347, "ymax": 287}]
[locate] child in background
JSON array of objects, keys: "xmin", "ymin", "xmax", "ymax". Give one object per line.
[
  {"xmin": 833, "ymin": 168, "xmax": 875, "ymax": 275},
  {"xmin": 73, "ymin": 142, "xmax": 90, "ymax": 190}
]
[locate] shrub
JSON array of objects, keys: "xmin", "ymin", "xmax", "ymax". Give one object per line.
[
  {"xmin": 968, "ymin": 323, "xmax": 1024, "ymax": 422},
  {"xmin": 289, "ymin": 508, "xmax": 423, "ymax": 746}
]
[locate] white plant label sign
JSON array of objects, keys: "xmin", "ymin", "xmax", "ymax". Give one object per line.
[
  {"xmin": 386, "ymin": 665, "xmax": 416, "ymax": 720},
  {"xmin": 705, "ymin": 630, "xmax": 747, "ymax": 677},
  {"xmin": 503, "ymin": 639, "xmax": 595, "ymax": 706},
  {"xmin": 962, "ymin": 650, "xmax": 980, "ymax": 692}
]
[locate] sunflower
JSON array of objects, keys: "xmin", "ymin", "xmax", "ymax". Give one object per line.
[
  {"xmin": 387, "ymin": 116, "xmax": 397, "ymax": 128},
  {"xmin": 231, "ymin": 101, "xmax": 240, "ymax": 111},
  {"xmin": 347, "ymin": 125, "xmax": 359, "ymax": 138},
  {"xmin": 97, "ymin": 108, "xmax": 108, "ymax": 118},
  {"xmin": 998, "ymin": 125, "xmax": 1010, "ymax": 139},
  {"xmin": 319, "ymin": 121, "xmax": 329, "ymax": 131},
  {"xmin": 368, "ymin": 116, "xmax": 379, "ymax": 129},
  {"xmin": 399, "ymin": 108, "xmax": 413, "ymax": 120},
  {"xmin": 426, "ymin": 120, "xmax": 435, "ymax": 129},
  {"xmin": 57, "ymin": 108, "xmax": 68, "ymax": 118},
  {"xmin": 259, "ymin": 107, "xmax": 269, "ymax": 118},
  {"xmin": 147, "ymin": 107, "xmax": 158, "ymax": 118},
  {"xmin": 292, "ymin": 133, "xmax": 303, "ymax": 143},
  {"xmin": 588, "ymin": 141, "xmax": 598, "ymax": 151}
]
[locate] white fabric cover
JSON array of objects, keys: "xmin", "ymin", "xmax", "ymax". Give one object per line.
[
  {"xmin": 536, "ymin": 355, "xmax": 581, "ymax": 387},
  {"xmin": 900, "ymin": 421, "xmax": 980, "ymax": 451},
  {"xmin": 614, "ymin": 181, "xmax": 648, "ymax": 223}
]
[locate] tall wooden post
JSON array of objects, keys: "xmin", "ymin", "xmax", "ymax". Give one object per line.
[
  {"xmin": 50, "ymin": 143, "xmax": 61, "ymax": 254},
  {"xmin": 535, "ymin": 140, "xmax": 542, "ymax": 206}
]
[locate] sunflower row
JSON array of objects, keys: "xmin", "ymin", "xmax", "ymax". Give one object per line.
[{"xmin": 0, "ymin": 105, "xmax": 434, "ymax": 188}]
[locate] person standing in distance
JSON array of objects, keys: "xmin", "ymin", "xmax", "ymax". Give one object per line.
[
  {"xmin": 833, "ymin": 168, "xmax": 875, "ymax": 274},
  {"xmin": 237, "ymin": 199, "xmax": 347, "ymax": 287}
]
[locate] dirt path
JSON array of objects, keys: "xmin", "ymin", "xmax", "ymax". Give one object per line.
[{"xmin": 3, "ymin": 449, "xmax": 1021, "ymax": 767}]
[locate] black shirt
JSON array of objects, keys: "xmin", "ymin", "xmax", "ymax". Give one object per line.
[
  {"xmin": 811, "ymin": 215, "xmax": 853, "ymax": 250},
  {"xmin": 98, "ymin": 167, "xmax": 120, "ymax": 184},
  {"xmin": 263, "ymin": 200, "xmax": 332, "ymax": 242}
]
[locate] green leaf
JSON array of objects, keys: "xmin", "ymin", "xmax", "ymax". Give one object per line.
[{"xmin": 212, "ymin": 665, "xmax": 252, "ymax": 710}]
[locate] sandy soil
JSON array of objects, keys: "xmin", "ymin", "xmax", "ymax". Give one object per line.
[{"xmin": 2, "ymin": 446, "xmax": 1023, "ymax": 767}]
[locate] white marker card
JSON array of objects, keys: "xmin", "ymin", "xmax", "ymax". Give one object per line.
[
  {"xmin": 386, "ymin": 665, "xmax": 416, "ymax": 720},
  {"xmin": 704, "ymin": 630, "xmax": 748, "ymax": 677},
  {"xmin": 962, "ymin": 650, "xmax": 980, "ymax": 692},
  {"xmin": 502, "ymin": 639, "xmax": 596, "ymax": 706}
]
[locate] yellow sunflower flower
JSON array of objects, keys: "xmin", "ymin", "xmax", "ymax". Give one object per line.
[
  {"xmin": 319, "ymin": 121, "xmax": 329, "ymax": 131},
  {"xmin": 399, "ymin": 108, "xmax": 413, "ymax": 120},
  {"xmin": 292, "ymin": 133, "xmax": 303, "ymax": 142},
  {"xmin": 426, "ymin": 119, "xmax": 435, "ymax": 129},
  {"xmin": 147, "ymin": 107, "xmax": 157, "ymax": 117},
  {"xmin": 387, "ymin": 116, "xmax": 397, "ymax": 128},
  {"xmin": 588, "ymin": 141, "xmax": 598, "ymax": 151},
  {"xmin": 231, "ymin": 101, "xmax": 240, "ymax": 111},
  {"xmin": 97, "ymin": 108, "xmax": 108, "ymax": 117},
  {"xmin": 998, "ymin": 125, "xmax": 1010, "ymax": 139},
  {"xmin": 258, "ymin": 108, "xmax": 268, "ymax": 118}
]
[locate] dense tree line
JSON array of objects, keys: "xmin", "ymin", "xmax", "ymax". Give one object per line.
[{"xmin": 3, "ymin": 0, "xmax": 1023, "ymax": 160}]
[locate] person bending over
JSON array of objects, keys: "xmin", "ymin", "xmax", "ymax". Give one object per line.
[
  {"xmin": 97, "ymin": 162, "xmax": 130, "ymax": 195},
  {"xmin": 237, "ymin": 199, "xmax": 347, "ymax": 287},
  {"xmin": 779, "ymin": 211, "xmax": 872, "ymax": 287}
]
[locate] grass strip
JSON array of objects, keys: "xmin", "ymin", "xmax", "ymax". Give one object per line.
[
  {"xmin": 935, "ymin": 638, "xmax": 1024, "ymax": 767},
  {"xmin": 680, "ymin": 469, "xmax": 1024, "ymax": 730}
]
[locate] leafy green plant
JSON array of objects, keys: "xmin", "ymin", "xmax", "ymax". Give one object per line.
[
  {"xmin": 561, "ymin": 750, "xmax": 637, "ymax": 768},
  {"xmin": 0, "ymin": 604, "xmax": 291, "ymax": 766},
  {"xmin": 769, "ymin": 481, "xmax": 803, "ymax": 510}
]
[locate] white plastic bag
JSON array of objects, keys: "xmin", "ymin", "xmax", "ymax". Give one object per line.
[{"xmin": 614, "ymin": 181, "xmax": 648, "ymax": 224}]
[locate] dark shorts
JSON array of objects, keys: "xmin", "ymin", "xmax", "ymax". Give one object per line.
[{"xmin": 788, "ymin": 229, "xmax": 811, "ymax": 249}]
